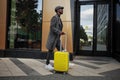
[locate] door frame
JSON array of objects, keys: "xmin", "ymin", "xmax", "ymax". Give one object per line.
[{"xmin": 74, "ymin": 0, "xmax": 112, "ymax": 56}]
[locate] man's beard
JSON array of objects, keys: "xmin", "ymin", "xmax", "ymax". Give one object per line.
[{"xmin": 59, "ymin": 12, "xmax": 63, "ymax": 14}]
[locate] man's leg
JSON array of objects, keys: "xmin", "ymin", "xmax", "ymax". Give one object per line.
[
  {"xmin": 45, "ymin": 49, "xmax": 54, "ymax": 70},
  {"xmin": 46, "ymin": 50, "xmax": 53, "ymax": 65}
]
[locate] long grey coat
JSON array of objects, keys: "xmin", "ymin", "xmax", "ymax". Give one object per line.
[{"xmin": 46, "ymin": 14, "xmax": 63, "ymax": 50}]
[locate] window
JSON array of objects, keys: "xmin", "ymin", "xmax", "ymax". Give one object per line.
[
  {"xmin": 8, "ymin": 0, "xmax": 43, "ymax": 50},
  {"xmin": 79, "ymin": 5, "xmax": 93, "ymax": 50},
  {"xmin": 97, "ymin": 4, "xmax": 108, "ymax": 51}
]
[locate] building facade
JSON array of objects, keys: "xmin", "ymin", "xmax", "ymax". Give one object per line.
[{"xmin": 0, "ymin": 0, "xmax": 120, "ymax": 61}]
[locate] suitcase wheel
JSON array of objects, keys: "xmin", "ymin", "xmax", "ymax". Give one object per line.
[
  {"xmin": 53, "ymin": 70, "xmax": 67, "ymax": 74},
  {"xmin": 63, "ymin": 72, "xmax": 67, "ymax": 75},
  {"xmin": 53, "ymin": 70, "xmax": 56, "ymax": 74}
]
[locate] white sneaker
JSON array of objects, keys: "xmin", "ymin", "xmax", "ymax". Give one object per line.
[
  {"xmin": 69, "ymin": 63, "xmax": 75, "ymax": 68},
  {"xmin": 45, "ymin": 64, "xmax": 54, "ymax": 71}
]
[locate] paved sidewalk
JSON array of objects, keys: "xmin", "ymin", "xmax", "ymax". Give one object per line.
[{"xmin": 0, "ymin": 56, "xmax": 120, "ymax": 80}]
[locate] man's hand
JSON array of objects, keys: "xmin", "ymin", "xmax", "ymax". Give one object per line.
[{"xmin": 60, "ymin": 32, "xmax": 65, "ymax": 35}]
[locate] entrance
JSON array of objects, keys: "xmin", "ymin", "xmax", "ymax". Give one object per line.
[{"xmin": 74, "ymin": 0, "xmax": 110, "ymax": 56}]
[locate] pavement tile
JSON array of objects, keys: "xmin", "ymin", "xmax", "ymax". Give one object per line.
[
  {"xmin": 3, "ymin": 58, "xmax": 27, "ymax": 76},
  {"xmin": 0, "ymin": 56, "xmax": 119, "ymax": 80},
  {"xmin": 18, "ymin": 58, "xmax": 53, "ymax": 75}
]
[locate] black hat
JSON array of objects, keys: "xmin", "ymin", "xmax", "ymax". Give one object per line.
[{"xmin": 55, "ymin": 6, "xmax": 64, "ymax": 12}]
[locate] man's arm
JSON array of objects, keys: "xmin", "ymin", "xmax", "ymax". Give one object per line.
[{"xmin": 50, "ymin": 16, "xmax": 62, "ymax": 35}]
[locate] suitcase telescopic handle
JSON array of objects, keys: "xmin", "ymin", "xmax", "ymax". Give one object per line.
[{"xmin": 60, "ymin": 33, "xmax": 67, "ymax": 52}]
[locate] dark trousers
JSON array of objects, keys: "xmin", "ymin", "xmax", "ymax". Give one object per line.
[{"xmin": 46, "ymin": 40, "xmax": 63, "ymax": 65}]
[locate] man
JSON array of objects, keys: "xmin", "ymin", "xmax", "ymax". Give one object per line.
[{"xmin": 45, "ymin": 6, "xmax": 65, "ymax": 70}]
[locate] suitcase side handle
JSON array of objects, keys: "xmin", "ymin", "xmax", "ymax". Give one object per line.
[{"xmin": 60, "ymin": 33, "xmax": 67, "ymax": 52}]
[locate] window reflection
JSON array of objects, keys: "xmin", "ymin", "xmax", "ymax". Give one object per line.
[
  {"xmin": 80, "ymin": 5, "xmax": 93, "ymax": 50},
  {"xmin": 97, "ymin": 4, "xmax": 108, "ymax": 51},
  {"xmin": 8, "ymin": 0, "xmax": 42, "ymax": 50}
]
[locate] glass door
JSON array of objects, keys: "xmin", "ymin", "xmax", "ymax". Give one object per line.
[
  {"xmin": 78, "ymin": 2, "xmax": 109, "ymax": 55},
  {"xmin": 96, "ymin": 4, "xmax": 108, "ymax": 51},
  {"xmin": 79, "ymin": 5, "xmax": 93, "ymax": 51}
]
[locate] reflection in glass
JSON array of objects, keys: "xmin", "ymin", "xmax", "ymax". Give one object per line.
[
  {"xmin": 80, "ymin": 5, "xmax": 93, "ymax": 50},
  {"xmin": 8, "ymin": 0, "xmax": 42, "ymax": 50},
  {"xmin": 97, "ymin": 4, "xmax": 108, "ymax": 51}
]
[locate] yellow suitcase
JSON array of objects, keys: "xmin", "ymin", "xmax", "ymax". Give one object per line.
[
  {"xmin": 54, "ymin": 34, "xmax": 69, "ymax": 74},
  {"xmin": 54, "ymin": 51, "xmax": 69, "ymax": 73}
]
